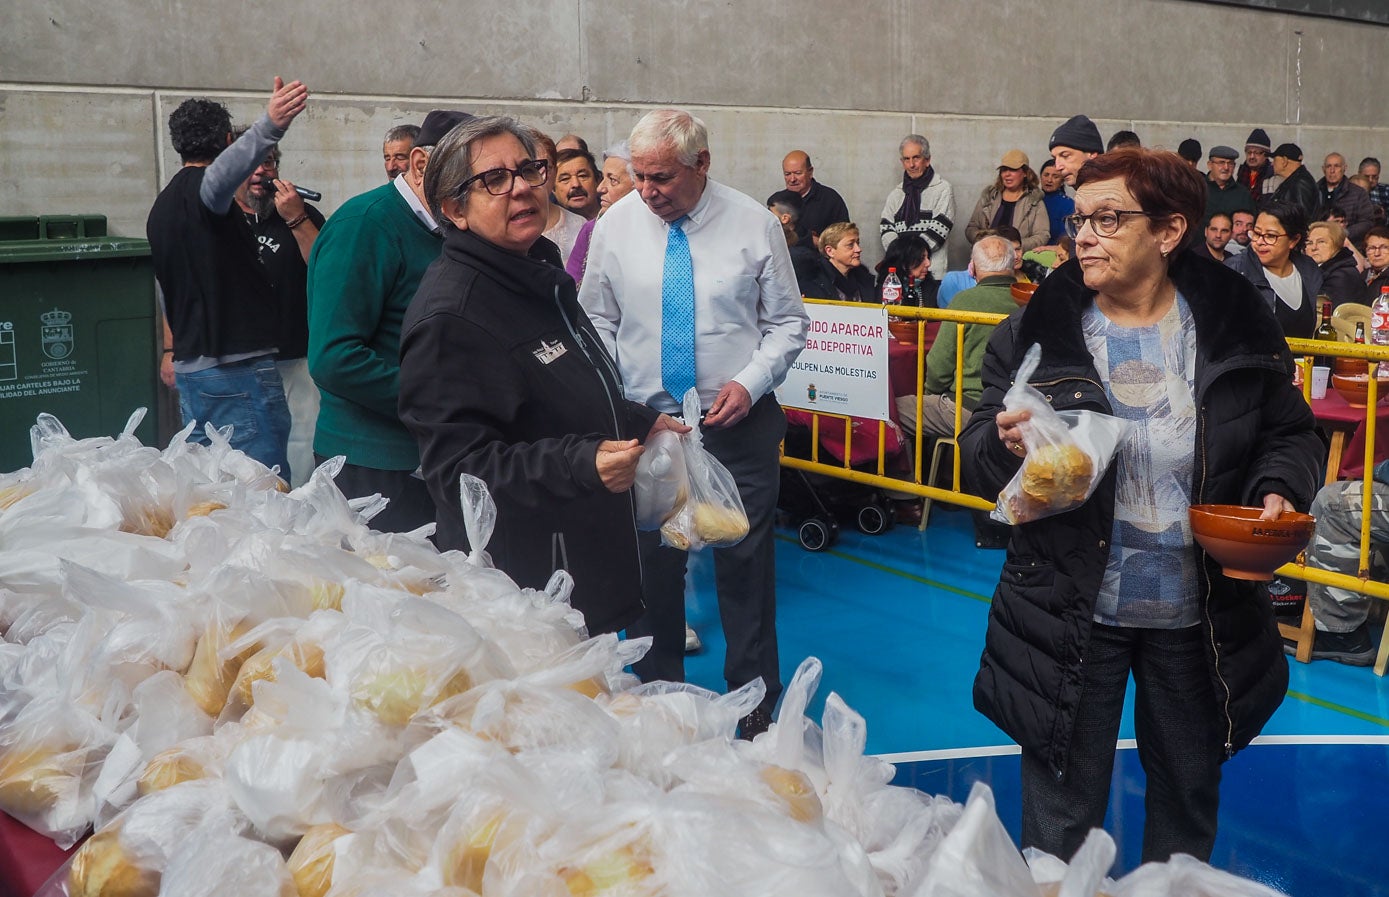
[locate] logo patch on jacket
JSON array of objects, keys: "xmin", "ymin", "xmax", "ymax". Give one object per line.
[{"xmin": 532, "ymin": 339, "xmax": 567, "ymax": 365}]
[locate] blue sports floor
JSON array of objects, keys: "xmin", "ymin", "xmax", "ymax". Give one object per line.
[{"xmin": 680, "ymin": 507, "xmax": 1389, "ymax": 897}]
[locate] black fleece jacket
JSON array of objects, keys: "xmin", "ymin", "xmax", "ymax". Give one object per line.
[
  {"xmin": 961, "ymin": 253, "xmax": 1320, "ymax": 777},
  {"xmin": 398, "ymin": 229, "xmax": 657, "ymax": 635}
]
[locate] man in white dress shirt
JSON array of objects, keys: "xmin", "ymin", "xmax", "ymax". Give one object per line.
[{"xmin": 579, "ymin": 108, "xmax": 808, "ymax": 739}]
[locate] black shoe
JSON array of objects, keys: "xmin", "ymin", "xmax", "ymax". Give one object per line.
[
  {"xmin": 737, "ymin": 707, "xmax": 773, "ymax": 741},
  {"xmin": 1301, "ymin": 623, "xmax": 1375, "ymax": 666}
]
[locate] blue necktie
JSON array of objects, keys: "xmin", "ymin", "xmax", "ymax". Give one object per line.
[{"xmin": 661, "ymin": 216, "xmax": 697, "ymax": 404}]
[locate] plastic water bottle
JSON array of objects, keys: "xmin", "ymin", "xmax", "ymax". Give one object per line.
[
  {"xmin": 1373, "ymin": 286, "xmax": 1389, "ymax": 346},
  {"xmin": 881, "ymin": 267, "xmax": 902, "ymax": 305}
]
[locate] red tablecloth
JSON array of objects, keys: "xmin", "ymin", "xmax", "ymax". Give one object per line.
[
  {"xmin": 0, "ymin": 813, "xmax": 75, "ymax": 897},
  {"xmin": 1310, "ymin": 391, "xmax": 1389, "ymax": 480}
]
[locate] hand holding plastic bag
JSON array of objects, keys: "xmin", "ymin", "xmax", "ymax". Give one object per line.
[
  {"xmin": 992, "ymin": 344, "xmax": 1133, "ymax": 525},
  {"xmin": 659, "ymin": 389, "xmax": 750, "ymax": 551},
  {"xmin": 633, "ymin": 429, "xmax": 687, "ymax": 531}
]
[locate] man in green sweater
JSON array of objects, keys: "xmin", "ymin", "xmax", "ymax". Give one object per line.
[
  {"xmin": 896, "ymin": 235, "xmax": 1017, "ymax": 438},
  {"xmin": 306, "ymin": 110, "xmax": 468, "ymax": 531}
]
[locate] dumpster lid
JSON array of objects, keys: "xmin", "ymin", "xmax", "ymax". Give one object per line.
[{"xmin": 0, "ymin": 239, "xmax": 150, "ymax": 263}]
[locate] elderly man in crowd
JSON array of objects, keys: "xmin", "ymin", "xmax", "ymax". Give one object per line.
[
  {"xmin": 306, "ymin": 109, "xmax": 468, "ymax": 532},
  {"xmin": 897, "ymin": 235, "xmax": 1017, "ymax": 440},
  {"xmin": 781, "ymin": 150, "xmax": 850, "ymax": 247},
  {"xmin": 580, "ymin": 108, "xmax": 808, "ymax": 740},
  {"xmin": 1360, "ymin": 157, "xmax": 1389, "ymax": 221},
  {"xmin": 1318, "ymin": 153, "xmax": 1376, "ymax": 243},
  {"xmin": 1204, "ymin": 145, "xmax": 1254, "ymax": 225},
  {"xmin": 1239, "ymin": 128, "xmax": 1276, "ymax": 199},
  {"xmin": 1048, "ymin": 114, "xmax": 1104, "ymax": 186},
  {"xmin": 880, "ymin": 134, "xmax": 954, "ymax": 277},
  {"xmin": 382, "ymin": 124, "xmax": 418, "ymax": 181},
  {"xmin": 1268, "ymin": 143, "xmax": 1319, "ymax": 222}
]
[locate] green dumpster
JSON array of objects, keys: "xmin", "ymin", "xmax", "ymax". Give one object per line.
[{"xmin": 0, "ymin": 215, "xmax": 158, "ymax": 472}]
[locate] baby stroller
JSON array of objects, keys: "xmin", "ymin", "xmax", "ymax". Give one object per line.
[{"xmin": 779, "ymin": 411, "xmax": 903, "ymax": 551}]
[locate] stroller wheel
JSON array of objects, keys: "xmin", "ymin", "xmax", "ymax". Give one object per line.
[
  {"xmin": 798, "ymin": 516, "xmax": 838, "ymax": 552},
  {"xmin": 856, "ymin": 501, "xmax": 892, "ymax": 535}
]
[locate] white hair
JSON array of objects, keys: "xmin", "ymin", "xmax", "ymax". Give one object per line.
[
  {"xmin": 629, "ymin": 109, "xmax": 708, "ymax": 167},
  {"xmin": 971, "ymin": 235, "xmax": 1015, "ymax": 275},
  {"xmin": 603, "ymin": 139, "xmax": 635, "ymax": 181}
]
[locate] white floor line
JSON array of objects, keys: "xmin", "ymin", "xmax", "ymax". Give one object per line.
[{"xmin": 875, "ymin": 735, "xmax": 1389, "ymax": 764}]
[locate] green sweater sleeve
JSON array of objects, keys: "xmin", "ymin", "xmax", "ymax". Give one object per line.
[
  {"xmin": 306, "ymin": 208, "xmax": 407, "ymax": 420},
  {"xmin": 924, "ymin": 321, "xmax": 957, "ymax": 396}
]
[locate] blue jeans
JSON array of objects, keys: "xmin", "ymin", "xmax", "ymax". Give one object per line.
[{"xmin": 176, "ymin": 357, "xmax": 292, "ymax": 481}]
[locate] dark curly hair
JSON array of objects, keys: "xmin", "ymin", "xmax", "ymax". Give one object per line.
[{"xmin": 169, "ymin": 98, "xmax": 231, "ymax": 163}]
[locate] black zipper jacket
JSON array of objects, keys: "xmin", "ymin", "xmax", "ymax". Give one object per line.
[
  {"xmin": 398, "ymin": 228, "xmax": 657, "ymax": 635},
  {"xmin": 960, "ymin": 253, "xmax": 1321, "ymax": 778}
]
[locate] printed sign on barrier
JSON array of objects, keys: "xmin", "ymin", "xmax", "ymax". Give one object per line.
[{"xmin": 777, "ymin": 302, "xmax": 891, "ymax": 421}]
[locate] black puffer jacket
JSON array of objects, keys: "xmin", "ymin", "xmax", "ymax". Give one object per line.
[
  {"xmin": 398, "ymin": 229, "xmax": 657, "ymax": 635},
  {"xmin": 961, "ymin": 253, "xmax": 1321, "ymax": 778}
]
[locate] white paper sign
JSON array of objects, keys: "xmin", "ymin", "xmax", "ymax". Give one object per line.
[{"xmin": 777, "ymin": 302, "xmax": 891, "ymax": 421}]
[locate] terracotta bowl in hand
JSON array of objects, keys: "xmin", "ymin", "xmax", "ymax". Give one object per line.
[
  {"xmin": 1010, "ymin": 282, "xmax": 1038, "ymax": 306},
  {"xmin": 1189, "ymin": 504, "xmax": 1315, "ymax": 581},
  {"xmin": 1330, "ymin": 371, "xmax": 1389, "ymax": 408}
]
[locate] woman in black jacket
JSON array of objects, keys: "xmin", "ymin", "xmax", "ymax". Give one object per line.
[
  {"xmin": 962, "ymin": 148, "xmax": 1320, "ymax": 864},
  {"xmin": 1224, "ymin": 201, "xmax": 1323, "ymax": 337},
  {"xmin": 1305, "ymin": 219, "xmax": 1366, "ymax": 308},
  {"xmin": 398, "ymin": 115, "xmax": 684, "ymax": 635},
  {"xmin": 811, "ymin": 221, "xmax": 877, "ymax": 303}
]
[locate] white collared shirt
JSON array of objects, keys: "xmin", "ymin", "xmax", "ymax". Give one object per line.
[
  {"xmin": 578, "ymin": 180, "xmax": 808, "ymax": 414},
  {"xmin": 394, "ymin": 173, "xmax": 439, "ymax": 233}
]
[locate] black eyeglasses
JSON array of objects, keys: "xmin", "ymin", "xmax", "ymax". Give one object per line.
[
  {"xmin": 1064, "ymin": 209, "xmax": 1152, "ymax": 238},
  {"xmin": 459, "ymin": 160, "xmax": 548, "ymax": 196}
]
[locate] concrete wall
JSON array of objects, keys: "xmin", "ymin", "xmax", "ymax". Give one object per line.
[{"xmin": 3, "ymin": 0, "xmax": 1387, "ymax": 269}]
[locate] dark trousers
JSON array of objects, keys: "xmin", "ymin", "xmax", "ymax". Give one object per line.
[
  {"xmin": 315, "ymin": 454, "xmax": 436, "ymax": 534},
  {"xmin": 628, "ymin": 396, "xmax": 786, "ymax": 712},
  {"xmin": 1021, "ymin": 622, "xmax": 1223, "ymax": 864}
]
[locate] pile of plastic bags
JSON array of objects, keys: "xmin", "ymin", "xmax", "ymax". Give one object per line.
[{"xmin": 0, "ymin": 412, "xmax": 1288, "ymax": 897}]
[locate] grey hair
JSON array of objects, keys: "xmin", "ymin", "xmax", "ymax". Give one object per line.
[
  {"xmin": 384, "ymin": 124, "xmax": 420, "ymax": 145},
  {"xmin": 423, "ymin": 115, "xmax": 538, "ymax": 229},
  {"xmin": 900, "ymin": 134, "xmax": 930, "ymax": 158},
  {"xmin": 629, "ymin": 109, "xmax": 708, "ymax": 167},
  {"xmin": 971, "ymin": 235, "xmax": 1015, "ymax": 275},
  {"xmin": 603, "ymin": 139, "xmax": 636, "ymax": 182}
]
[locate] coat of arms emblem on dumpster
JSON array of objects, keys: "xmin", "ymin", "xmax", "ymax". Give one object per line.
[{"xmin": 40, "ymin": 308, "xmax": 73, "ymax": 360}]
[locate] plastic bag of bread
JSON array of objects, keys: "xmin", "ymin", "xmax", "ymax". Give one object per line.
[
  {"xmin": 0, "ymin": 692, "xmax": 118, "ymax": 847},
  {"xmin": 633, "ymin": 428, "xmax": 688, "ymax": 530},
  {"xmin": 991, "ymin": 344, "xmax": 1132, "ymax": 526},
  {"xmin": 158, "ymin": 819, "xmax": 297, "ymax": 897},
  {"xmin": 658, "ymin": 388, "xmax": 750, "ymax": 551},
  {"xmin": 67, "ymin": 779, "xmax": 237, "ymax": 897}
]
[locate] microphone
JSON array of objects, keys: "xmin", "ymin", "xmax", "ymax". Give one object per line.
[{"xmin": 292, "ymin": 185, "xmax": 322, "ymax": 202}]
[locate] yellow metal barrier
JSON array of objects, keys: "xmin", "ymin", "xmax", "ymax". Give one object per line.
[{"xmin": 780, "ymin": 302, "xmax": 1389, "ymax": 672}]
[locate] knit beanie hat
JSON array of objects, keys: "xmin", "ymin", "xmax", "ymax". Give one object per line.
[
  {"xmin": 1245, "ymin": 128, "xmax": 1272, "ymax": 152},
  {"xmin": 1049, "ymin": 115, "xmax": 1104, "ymax": 154}
]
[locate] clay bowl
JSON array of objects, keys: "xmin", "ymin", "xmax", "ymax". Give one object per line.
[
  {"xmin": 1189, "ymin": 504, "xmax": 1315, "ymax": 581},
  {"xmin": 1011, "ymin": 282, "xmax": 1038, "ymax": 306},
  {"xmin": 1332, "ymin": 356, "xmax": 1367, "ymax": 378},
  {"xmin": 1330, "ymin": 371, "xmax": 1389, "ymax": 408},
  {"xmin": 888, "ymin": 320, "xmax": 920, "ymax": 344}
]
